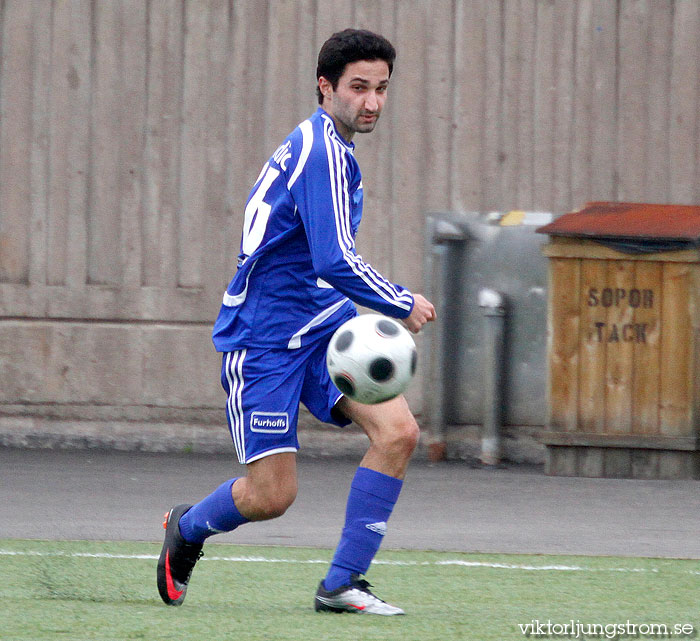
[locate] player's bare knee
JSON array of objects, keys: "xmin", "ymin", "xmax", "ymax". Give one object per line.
[
  {"xmin": 375, "ymin": 417, "xmax": 419, "ymax": 459},
  {"xmin": 397, "ymin": 417, "xmax": 420, "ymax": 456}
]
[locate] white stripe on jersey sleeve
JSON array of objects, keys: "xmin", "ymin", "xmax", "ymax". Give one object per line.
[
  {"xmin": 322, "ymin": 118, "xmax": 412, "ymax": 311},
  {"xmin": 287, "ymin": 120, "xmax": 313, "ymax": 189},
  {"xmin": 323, "ymin": 118, "xmax": 412, "ymax": 307}
]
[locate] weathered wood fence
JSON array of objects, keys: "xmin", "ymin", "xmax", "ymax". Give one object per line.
[{"xmin": 0, "ymin": 0, "xmax": 698, "ymax": 452}]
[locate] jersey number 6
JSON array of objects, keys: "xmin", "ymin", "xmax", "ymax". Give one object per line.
[{"xmin": 241, "ymin": 163, "xmax": 280, "ymax": 256}]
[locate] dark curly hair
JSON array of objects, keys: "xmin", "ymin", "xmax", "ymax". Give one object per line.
[{"xmin": 316, "ymin": 29, "xmax": 396, "ymax": 104}]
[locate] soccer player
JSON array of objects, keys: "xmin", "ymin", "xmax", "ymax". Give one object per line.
[{"xmin": 157, "ymin": 28, "xmax": 436, "ymax": 616}]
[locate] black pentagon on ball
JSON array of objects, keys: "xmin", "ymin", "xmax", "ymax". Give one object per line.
[
  {"xmin": 369, "ymin": 357, "xmax": 394, "ymax": 382},
  {"xmin": 410, "ymin": 348, "xmax": 418, "ymax": 375},
  {"xmin": 334, "ymin": 374, "xmax": 355, "ymax": 397},
  {"xmin": 376, "ymin": 319, "xmax": 400, "ymax": 337},
  {"xmin": 334, "ymin": 330, "xmax": 354, "ymax": 352}
]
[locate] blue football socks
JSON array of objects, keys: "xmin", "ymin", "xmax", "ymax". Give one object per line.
[
  {"xmin": 323, "ymin": 466, "xmax": 403, "ymax": 591},
  {"xmin": 178, "ymin": 478, "xmax": 249, "ymax": 544}
]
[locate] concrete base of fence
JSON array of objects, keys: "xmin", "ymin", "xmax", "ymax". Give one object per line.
[{"xmin": 0, "ymin": 407, "xmax": 546, "ymax": 465}]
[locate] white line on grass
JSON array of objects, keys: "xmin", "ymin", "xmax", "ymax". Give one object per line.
[{"xmin": 1, "ymin": 549, "xmax": 696, "ymax": 574}]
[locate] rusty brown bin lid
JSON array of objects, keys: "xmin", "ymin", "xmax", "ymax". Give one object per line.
[{"xmin": 536, "ymin": 202, "xmax": 700, "ymax": 241}]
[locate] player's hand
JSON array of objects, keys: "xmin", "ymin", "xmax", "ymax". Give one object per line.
[{"xmin": 404, "ymin": 294, "xmax": 436, "ymax": 333}]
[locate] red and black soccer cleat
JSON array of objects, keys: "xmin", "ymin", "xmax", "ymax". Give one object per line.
[{"xmin": 156, "ymin": 504, "xmax": 203, "ymax": 606}]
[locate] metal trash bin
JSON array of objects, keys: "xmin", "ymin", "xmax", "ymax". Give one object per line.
[{"xmin": 537, "ymin": 202, "xmax": 700, "ymax": 479}]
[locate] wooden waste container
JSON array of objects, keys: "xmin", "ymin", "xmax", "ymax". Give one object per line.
[{"xmin": 537, "ymin": 202, "xmax": 700, "ymax": 479}]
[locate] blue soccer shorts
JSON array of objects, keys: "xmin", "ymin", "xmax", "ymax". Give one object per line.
[{"xmin": 220, "ymin": 337, "xmax": 351, "ymax": 464}]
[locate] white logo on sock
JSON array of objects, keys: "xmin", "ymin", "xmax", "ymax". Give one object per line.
[
  {"xmin": 365, "ymin": 521, "xmax": 387, "ymax": 536},
  {"xmin": 206, "ymin": 521, "xmax": 226, "ymax": 534}
]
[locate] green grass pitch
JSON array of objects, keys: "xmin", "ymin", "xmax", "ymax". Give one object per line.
[{"xmin": 1, "ymin": 539, "xmax": 698, "ymax": 641}]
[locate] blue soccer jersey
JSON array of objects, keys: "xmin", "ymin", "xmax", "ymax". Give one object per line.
[{"xmin": 212, "ymin": 107, "xmax": 414, "ymax": 351}]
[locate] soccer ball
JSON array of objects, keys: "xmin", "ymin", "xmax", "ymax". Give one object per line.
[{"xmin": 326, "ymin": 314, "xmax": 418, "ymax": 405}]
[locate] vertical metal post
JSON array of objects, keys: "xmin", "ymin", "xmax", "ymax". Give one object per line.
[
  {"xmin": 423, "ymin": 216, "xmax": 466, "ymax": 461},
  {"xmin": 479, "ymin": 288, "xmax": 506, "ymax": 466}
]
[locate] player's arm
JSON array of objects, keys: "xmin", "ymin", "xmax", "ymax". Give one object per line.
[{"xmin": 290, "ymin": 136, "xmax": 417, "ymax": 320}]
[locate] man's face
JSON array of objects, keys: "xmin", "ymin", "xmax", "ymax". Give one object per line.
[{"xmin": 319, "ymin": 59, "xmax": 390, "ymax": 142}]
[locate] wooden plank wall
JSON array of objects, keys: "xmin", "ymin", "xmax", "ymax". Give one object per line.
[{"xmin": 0, "ymin": 0, "xmax": 699, "ymax": 433}]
